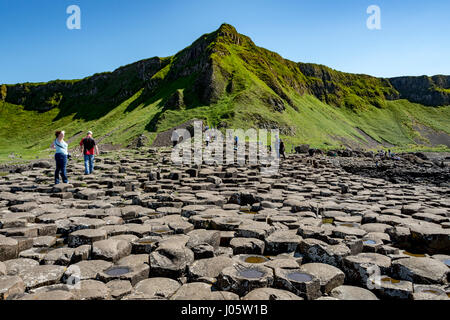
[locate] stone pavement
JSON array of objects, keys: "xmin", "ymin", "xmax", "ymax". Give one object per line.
[{"xmin": 0, "ymin": 148, "xmax": 449, "ymax": 300}]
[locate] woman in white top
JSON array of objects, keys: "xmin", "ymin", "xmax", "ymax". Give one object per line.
[{"xmin": 50, "ymin": 130, "xmax": 69, "ymax": 184}]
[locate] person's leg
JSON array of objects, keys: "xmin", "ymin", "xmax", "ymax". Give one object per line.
[
  {"xmin": 61, "ymin": 154, "xmax": 68, "ymax": 183},
  {"xmin": 84, "ymin": 154, "xmax": 89, "ymax": 174},
  {"xmin": 89, "ymin": 155, "xmax": 94, "ymax": 174},
  {"xmin": 55, "ymin": 154, "xmax": 61, "ymax": 184}
]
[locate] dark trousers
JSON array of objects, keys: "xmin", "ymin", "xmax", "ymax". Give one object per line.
[{"xmin": 55, "ymin": 153, "xmax": 68, "ymax": 184}]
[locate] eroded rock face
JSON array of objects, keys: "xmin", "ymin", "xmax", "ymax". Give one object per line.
[{"xmin": 0, "ymin": 148, "xmax": 448, "ymax": 300}]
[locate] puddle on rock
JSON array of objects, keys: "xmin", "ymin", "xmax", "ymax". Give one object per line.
[
  {"xmin": 244, "ymin": 256, "xmax": 268, "ymax": 264},
  {"xmin": 322, "ymin": 218, "xmax": 334, "ymax": 225},
  {"xmin": 402, "ymin": 251, "xmax": 426, "ymax": 258},
  {"xmin": 337, "ymin": 223, "xmax": 358, "ymax": 228},
  {"xmin": 443, "ymin": 259, "xmax": 450, "ymax": 267},
  {"xmin": 381, "ymin": 276, "xmax": 401, "ymax": 284},
  {"xmin": 137, "ymin": 239, "xmax": 156, "ymax": 244},
  {"xmin": 104, "ymin": 266, "xmax": 131, "ymax": 276},
  {"xmin": 239, "ymin": 269, "xmax": 265, "ymax": 279},
  {"xmin": 363, "ymin": 240, "xmax": 377, "ymax": 245},
  {"xmin": 287, "ymin": 272, "xmax": 313, "ymax": 283}
]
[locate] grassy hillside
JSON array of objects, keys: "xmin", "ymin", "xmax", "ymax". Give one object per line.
[{"xmin": 1, "ymin": 24, "xmax": 449, "ymax": 163}]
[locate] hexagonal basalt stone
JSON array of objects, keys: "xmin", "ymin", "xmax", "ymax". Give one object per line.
[
  {"xmin": 97, "ymin": 264, "xmax": 149, "ymax": 286},
  {"xmin": 0, "ymin": 236, "xmax": 18, "ymax": 261},
  {"xmin": 134, "ymin": 278, "xmax": 181, "ymax": 299},
  {"xmin": 230, "ymin": 238, "xmax": 265, "ymax": 255},
  {"xmin": 216, "ymin": 265, "xmax": 274, "ymax": 296},
  {"xmin": 408, "ymin": 223, "xmax": 450, "ymax": 255},
  {"xmin": 186, "ymin": 229, "xmax": 221, "ymax": 250},
  {"xmin": 20, "ymin": 265, "xmax": 66, "ymax": 290},
  {"xmin": 106, "ymin": 280, "xmax": 133, "ymax": 300},
  {"xmin": 19, "ymin": 290, "xmax": 75, "ymax": 300},
  {"xmin": 68, "ymin": 229, "xmax": 107, "ymax": 248},
  {"xmin": 43, "ymin": 247, "xmax": 76, "ymax": 266},
  {"xmin": 273, "ymin": 268, "xmax": 321, "ymax": 300},
  {"xmin": 369, "ymin": 276, "xmax": 413, "ymax": 300},
  {"xmin": 298, "ymin": 263, "xmax": 345, "ymax": 294},
  {"xmin": 242, "ymin": 288, "xmax": 303, "ymax": 300},
  {"xmin": 412, "ymin": 284, "xmax": 450, "ymax": 300},
  {"xmin": 187, "ymin": 255, "xmax": 234, "ymax": 282},
  {"xmin": 131, "ymin": 236, "xmax": 161, "ymax": 254},
  {"xmin": 235, "ymin": 221, "xmax": 276, "ymax": 240},
  {"xmin": 170, "ymin": 282, "xmax": 239, "ymax": 300},
  {"xmin": 330, "ymin": 285, "xmax": 379, "ymax": 300},
  {"xmin": 342, "ymin": 253, "xmax": 392, "ymax": 286},
  {"xmin": 0, "ymin": 276, "xmax": 25, "ymax": 300},
  {"xmin": 264, "ymin": 230, "xmax": 302, "ymax": 255},
  {"xmin": 74, "ymin": 280, "xmax": 111, "ymax": 300},
  {"xmin": 64, "ymin": 260, "xmax": 113, "ymax": 281},
  {"xmin": 149, "ymin": 243, "xmax": 194, "ymax": 278},
  {"xmin": 3, "ymin": 258, "xmax": 39, "ymax": 276},
  {"xmin": 391, "ymin": 257, "xmax": 449, "ymax": 284},
  {"xmin": 92, "ymin": 239, "xmax": 132, "ymax": 262},
  {"xmin": 299, "ymin": 238, "xmax": 351, "ymax": 268}
]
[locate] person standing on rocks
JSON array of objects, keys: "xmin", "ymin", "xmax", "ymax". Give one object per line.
[
  {"xmin": 279, "ymin": 139, "xmax": 286, "ymax": 160},
  {"xmin": 79, "ymin": 131, "xmax": 99, "ymax": 175},
  {"xmin": 50, "ymin": 130, "xmax": 69, "ymax": 184}
]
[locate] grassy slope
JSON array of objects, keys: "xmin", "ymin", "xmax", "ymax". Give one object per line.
[{"xmin": 2, "ymin": 92, "xmax": 448, "ymax": 163}]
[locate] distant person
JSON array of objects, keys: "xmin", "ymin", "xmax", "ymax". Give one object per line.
[
  {"xmin": 205, "ymin": 130, "xmax": 210, "ymax": 147},
  {"xmin": 279, "ymin": 140, "xmax": 286, "ymax": 160},
  {"xmin": 388, "ymin": 149, "xmax": 392, "ymax": 158},
  {"xmin": 50, "ymin": 130, "xmax": 69, "ymax": 184},
  {"xmin": 79, "ymin": 131, "xmax": 99, "ymax": 175},
  {"xmin": 234, "ymin": 136, "xmax": 239, "ymax": 150},
  {"xmin": 172, "ymin": 130, "xmax": 179, "ymax": 147}
]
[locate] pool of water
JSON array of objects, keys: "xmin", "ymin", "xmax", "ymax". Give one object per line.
[
  {"xmin": 381, "ymin": 276, "xmax": 401, "ymax": 284},
  {"xmin": 137, "ymin": 239, "xmax": 156, "ymax": 244},
  {"xmin": 402, "ymin": 251, "xmax": 426, "ymax": 258},
  {"xmin": 363, "ymin": 240, "xmax": 377, "ymax": 245},
  {"xmin": 239, "ymin": 269, "xmax": 265, "ymax": 279},
  {"xmin": 287, "ymin": 272, "xmax": 313, "ymax": 283},
  {"xmin": 321, "ymin": 218, "xmax": 334, "ymax": 225},
  {"xmin": 443, "ymin": 259, "xmax": 450, "ymax": 267},
  {"xmin": 104, "ymin": 266, "xmax": 131, "ymax": 276},
  {"xmin": 244, "ymin": 256, "xmax": 268, "ymax": 264}
]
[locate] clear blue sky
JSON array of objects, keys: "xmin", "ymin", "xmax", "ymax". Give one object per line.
[{"xmin": 1, "ymin": 0, "xmax": 449, "ymax": 84}]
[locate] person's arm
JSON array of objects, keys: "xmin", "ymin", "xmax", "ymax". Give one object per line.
[
  {"xmin": 50, "ymin": 142, "xmax": 55, "ymax": 149},
  {"xmin": 79, "ymin": 139, "xmax": 84, "ymax": 155}
]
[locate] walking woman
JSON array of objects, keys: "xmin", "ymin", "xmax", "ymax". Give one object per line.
[{"xmin": 50, "ymin": 130, "xmax": 69, "ymax": 184}]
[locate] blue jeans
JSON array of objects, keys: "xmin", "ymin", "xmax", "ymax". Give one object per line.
[
  {"xmin": 84, "ymin": 154, "xmax": 95, "ymax": 174},
  {"xmin": 55, "ymin": 153, "xmax": 68, "ymax": 184}
]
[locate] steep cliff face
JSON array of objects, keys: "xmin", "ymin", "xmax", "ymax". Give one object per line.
[
  {"xmin": 389, "ymin": 75, "xmax": 450, "ymax": 107},
  {"xmin": 3, "ymin": 57, "xmax": 170, "ymax": 119}
]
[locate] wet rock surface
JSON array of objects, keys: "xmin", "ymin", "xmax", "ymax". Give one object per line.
[{"xmin": 0, "ymin": 149, "xmax": 449, "ymax": 300}]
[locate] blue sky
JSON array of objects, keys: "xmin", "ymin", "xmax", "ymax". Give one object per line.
[{"xmin": 1, "ymin": 0, "xmax": 449, "ymax": 84}]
